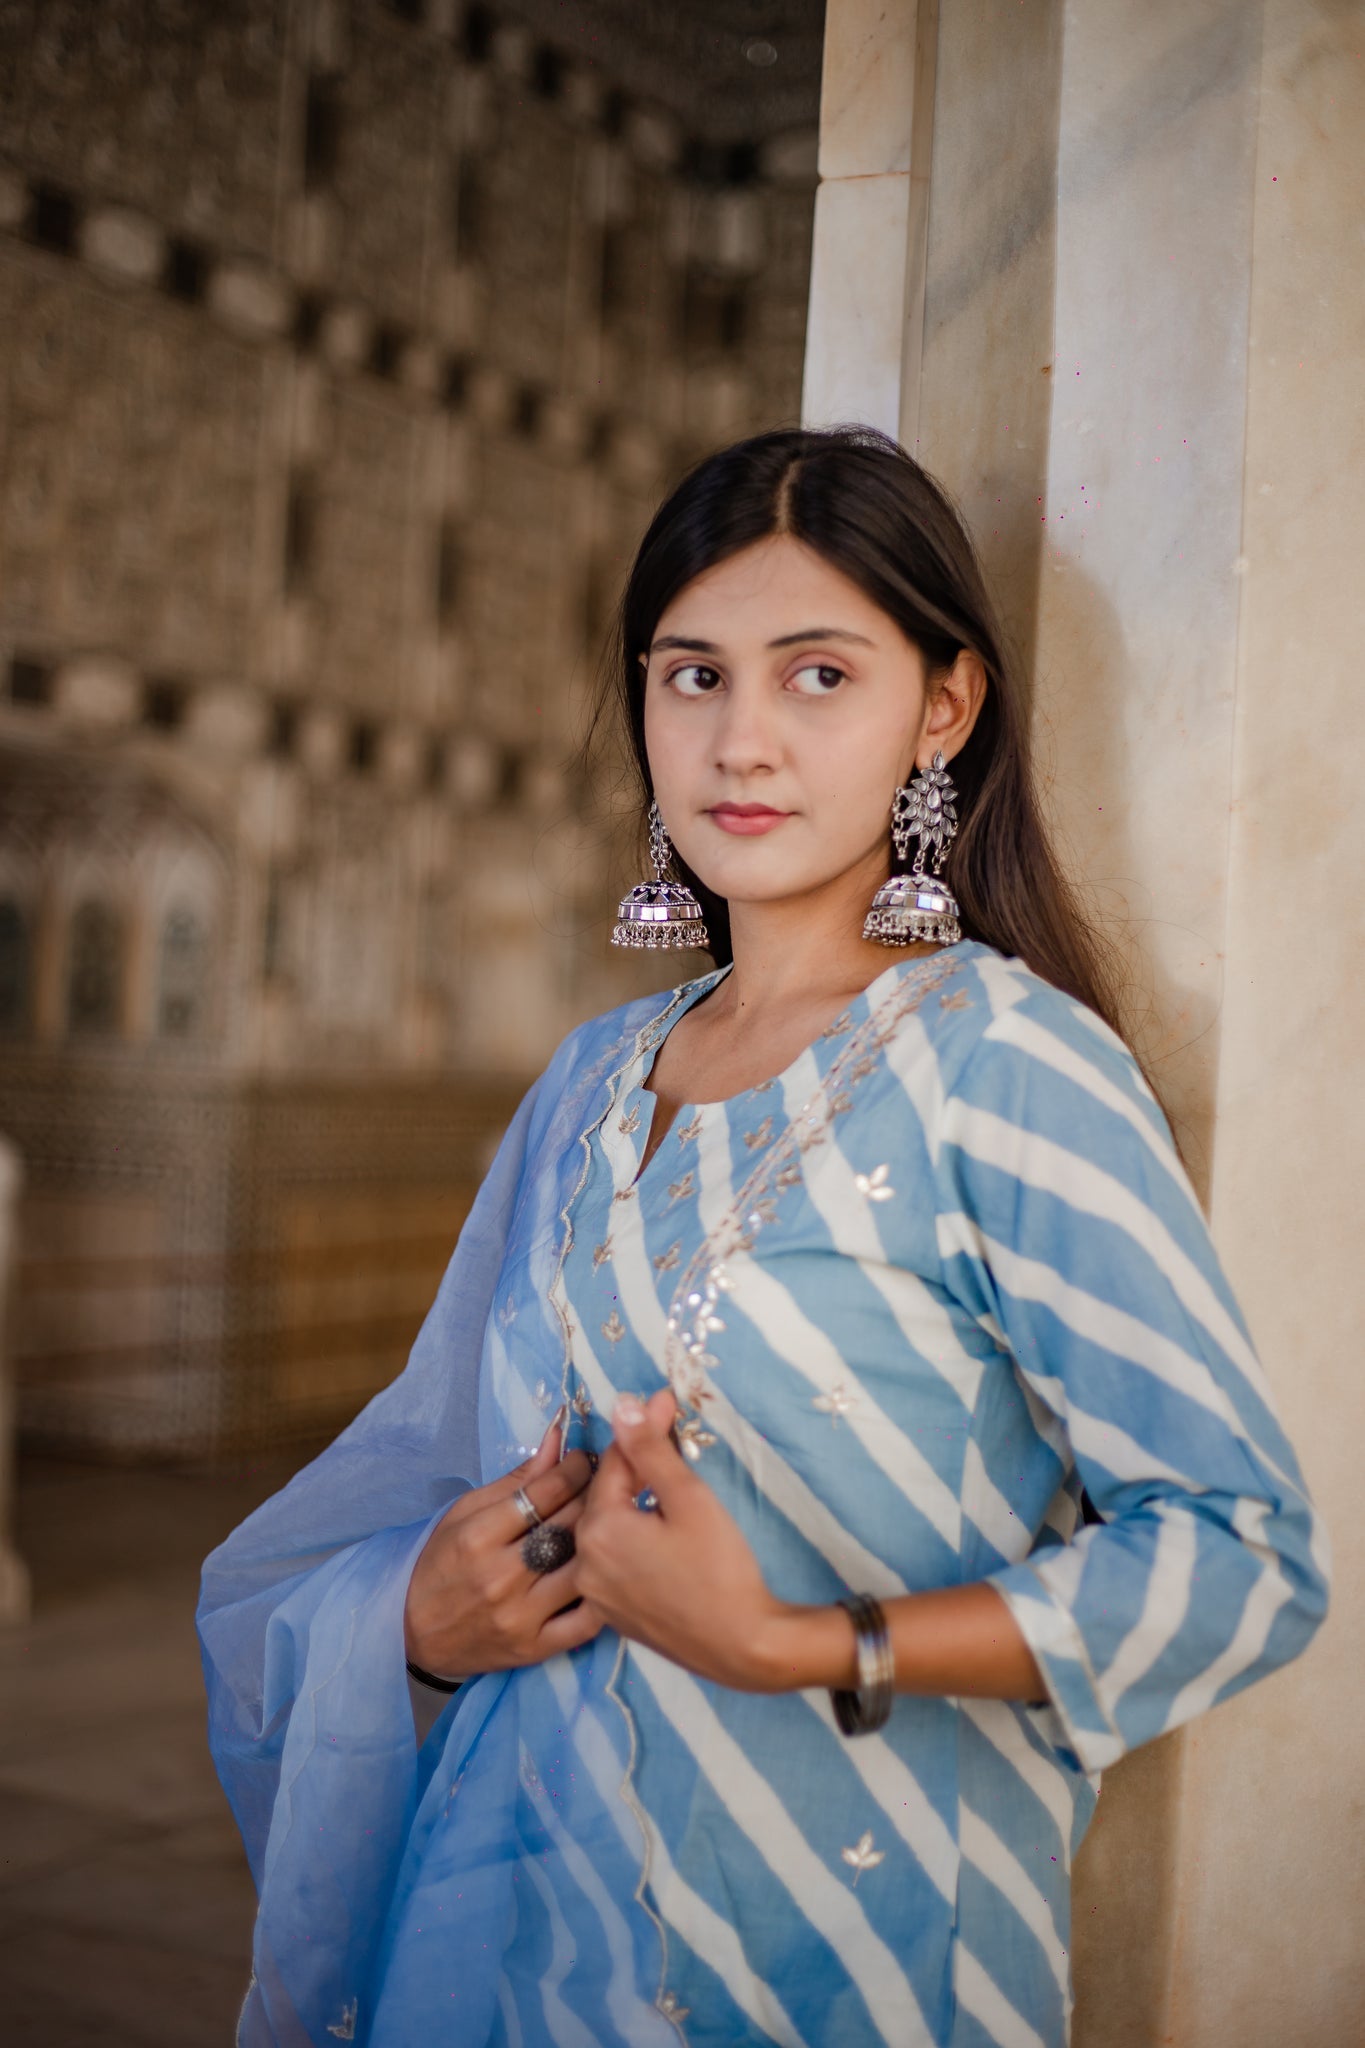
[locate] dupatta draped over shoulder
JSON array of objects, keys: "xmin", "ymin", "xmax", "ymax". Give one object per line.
[{"xmin": 199, "ymin": 946, "xmax": 1329, "ymax": 2048}]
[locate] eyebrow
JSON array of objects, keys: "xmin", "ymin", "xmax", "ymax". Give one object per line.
[{"xmin": 649, "ymin": 626, "xmax": 876, "ymax": 655}]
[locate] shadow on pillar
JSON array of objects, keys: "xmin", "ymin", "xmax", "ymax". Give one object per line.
[{"xmin": 1072, "ymin": 1732, "xmax": 1187, "ymax": 2048}]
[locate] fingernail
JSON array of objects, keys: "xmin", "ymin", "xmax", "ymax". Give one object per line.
[
  {"xmin": 614, "ymin": 1394, "xmax": 645, "ymax": 1427},
  {"xmin": 542, "ymin": 1405, "xmax": 566, "ymax": 1439}
]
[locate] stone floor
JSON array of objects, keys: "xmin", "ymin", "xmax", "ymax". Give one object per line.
[{"xmin": 0, "ymin": 1453, "xmax": 306, "ymax": 2046}]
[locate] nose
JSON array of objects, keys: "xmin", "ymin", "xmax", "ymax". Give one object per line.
[{"xmin": 710, "ymin": 674, "xmax": 782, "ymax": 779}]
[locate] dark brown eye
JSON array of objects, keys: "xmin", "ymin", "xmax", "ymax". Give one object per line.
[
  {"xmin": 790, "ymin": 664, "xmax": 846, "ymax": 695},
  {"xmin": 670, "ymin": 665, "xmax": 723, "ymax": 696}
]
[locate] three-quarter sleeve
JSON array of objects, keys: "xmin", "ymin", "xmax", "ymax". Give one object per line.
[{"xmin": 932, "ymin": 987, "xmax": 1330, "ymax": 1775}]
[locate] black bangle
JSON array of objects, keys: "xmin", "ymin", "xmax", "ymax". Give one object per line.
[
  {"xmin": 830, "ymin": 1593, "xmax": 895, "ymax": 1736},
  {"xmin": 405, "ymin": 1658, "xmax": 464, "ymax": 1695}
]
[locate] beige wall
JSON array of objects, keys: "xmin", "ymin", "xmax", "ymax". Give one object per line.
[{"xmin": 806, "ymin": 0, "xmax": 1364, "ymax": 2039}]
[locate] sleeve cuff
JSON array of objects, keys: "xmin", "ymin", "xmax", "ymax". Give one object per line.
[{"xmin": 989, "ymin": 1559, "xmax": 1128, "ymax": 1776}]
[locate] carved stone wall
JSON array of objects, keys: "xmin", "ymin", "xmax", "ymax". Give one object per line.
[{"xmin": 0, "ymin": 0, "xmax": 819, "ymax": 1455}]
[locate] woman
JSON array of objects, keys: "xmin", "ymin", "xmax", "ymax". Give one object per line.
[{"xmin": 200, "ymin": 427, "xmax": 1328, "ymax": 2048}]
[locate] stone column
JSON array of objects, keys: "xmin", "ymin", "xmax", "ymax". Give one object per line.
[
  {"xmin": 0, "ymin": 1134, "xmax": 30, "ymax": 1625},
  {"xmin": 1165, "ymin": 5, "xmax": 1365, "ymax": 2036}
]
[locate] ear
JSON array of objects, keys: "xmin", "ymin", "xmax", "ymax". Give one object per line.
[{"xmin": 918, "ymin": 650, "xmax": 987, "ymax": 768}]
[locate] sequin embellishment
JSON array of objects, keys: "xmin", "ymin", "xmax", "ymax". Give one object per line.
[{"xmin": 813, "ymin": 1381, "xmax": 857, "ymax": 1422}]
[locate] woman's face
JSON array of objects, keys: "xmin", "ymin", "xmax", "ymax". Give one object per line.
[{"xmin": 642, "ymin": 534, "xmax": 954, "ymax": 916}]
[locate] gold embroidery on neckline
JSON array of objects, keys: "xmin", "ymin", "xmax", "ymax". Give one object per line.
[{"xmin": 659, "ymin": 957, "xmax": 960, "ymax": 1421}]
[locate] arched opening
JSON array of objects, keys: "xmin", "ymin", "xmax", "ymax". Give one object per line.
[
  {"xmin": 66, "ymin": 900, "xmax": 125, "ymax": 1037},
  {"xmin": 157, "ymin": 905, "xmax": 208, "ymax": 1038},
  {"xmin": 0, "ymin": 900, "xmax": 29, "ymax": 1033}
]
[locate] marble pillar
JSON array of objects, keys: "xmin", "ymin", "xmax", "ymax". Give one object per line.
[
  {"xmin": 1170, "ymin": 4, "xmax": 1365, "ymax": 2037},
  {"xmin": 805, "ymin": 0, "xmax": 1363, "ymax": 2038}
]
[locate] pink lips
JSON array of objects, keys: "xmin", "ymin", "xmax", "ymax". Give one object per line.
[{"xmin": 707, "ymin": 803, "xmax": 791, "ymax": 837}]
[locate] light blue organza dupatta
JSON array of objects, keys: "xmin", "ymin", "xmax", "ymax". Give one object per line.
[{"xmin": 197, "ymin": 997, "xmax": 668, "ymax": 2048}]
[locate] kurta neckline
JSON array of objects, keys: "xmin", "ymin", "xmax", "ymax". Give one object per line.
[{"xmin": 612, "ymin": 947, "xmax": 972, "ymax": 1191}]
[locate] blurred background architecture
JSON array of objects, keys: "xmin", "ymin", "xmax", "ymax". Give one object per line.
[{"xmin": 0, "ymin": 0, "xmax": 823, "ymax": 1464}]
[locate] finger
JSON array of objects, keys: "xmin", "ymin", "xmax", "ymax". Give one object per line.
[
  {"xmin": 511, "ymin": 1493, "xmax": 588, "ymax": 1579},
  {"xmin": 495, "ymin": 1448, "xmax": 594, "ymax": 1542},
  {"xmin": 586, "ymin": 1439, "xmax": 644, "ymax": 1510},
  {"xmin": 481, "ymin": 1410, "xmax": 567, "ymax": 1502},
  {"xmin": 611, "ymin": 1395, "xmax": 689, "ymax": 1506},
  {"xmin": 525, "ymin": 1547, "xmax": 590, "ymax": 1620},
  {"xmin": 645, "ymin": 1387, "xmax": 679, "ymax": 1433},
  {"xmin": 535, "ymin": 1598, "xmax": 605, "ymax": 1659}
]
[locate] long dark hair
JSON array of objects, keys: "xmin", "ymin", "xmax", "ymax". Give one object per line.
[{"xmin": 596, "ymin": 425, "xmax": 1144, "ymax": 1083}]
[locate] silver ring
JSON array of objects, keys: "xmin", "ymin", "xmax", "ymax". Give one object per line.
[
  {"xmin": 512, "ymin": 1485, "xmax": 543, "ymax": 1531},
  {"xmin": 522, "ymin": 1523, "xmax": 576, "ymax": 1575}
]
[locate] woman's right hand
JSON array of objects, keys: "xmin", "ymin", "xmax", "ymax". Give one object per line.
[{"xmin": 403, "ymin": 1416, "xmax": 601, "ymax": 1682}]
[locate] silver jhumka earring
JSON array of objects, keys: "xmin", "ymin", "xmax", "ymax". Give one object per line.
[
  {"xmin": 863, "ymin": 750, "xmax": 963, "ymax": 946},
  {"xmin": 612, "ymin": 800, "xmax": 710, "ymax": 950}
]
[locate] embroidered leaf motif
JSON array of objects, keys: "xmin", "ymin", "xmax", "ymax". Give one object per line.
[
  {"xmin": 600, "ymin": 1313, "xmax": 625, "ymax": 1347},
  {"xmin": 667, "ymin": 1172, "xmax": 696, "ymax": 1205},
  {"xmin": 653, "ymin": 1241, "xmax": 681, "ymax": 1272},
  {"xmin": 533, "ymin": 1379, "xmax": 553, "ymax": 1410},
  {"xmin": 939, "ymin": 988, "xmax": 971, "ymax": 1012},
  {"xmin": 326, "ymin": 2002, "xmax": 358, "ymax": 2041},
  {"xmin": 613, "ymin": 1187, "xmax": 635, "ymax": 1203},
  {"xmin": 820, "ymin": 1009, "xmax": 853, "ymax": 1039},
  {"xmin": 842, "ymin": 1831, "xmax": 886, "ymax": 1885},
  {"xmin": 496, "ymin": 1294, "xmax": 518, "ymax": 1329},
  {"xmin": 619, "ymin": 1105, "xmax": 642, "ymax": 1134},
  {"xmin": 813, "ymin": 1381, "xmax": 856, "ymax": 1423},
  {"xmin": 676, "ymin": 1114, "xmax": 703, "ymax": 1146},
  {"xmin": 592, "ymin": 1241, "xmax": 612, "ymax": 1269},
  {"xmin": 572, "ymin": 1383, "xmax": 595, "ymax": 1421},
  {"xmin": 743, "ymin": 1115, "xmax": 775, "ymax": 1150},
  {"xmin": 854, "ymin": 1162, "xmax": 895, "ymax": 1202},
  {"xmin": 659, "ymin": 1990, "xmax": 691, "ymax": 2022}
]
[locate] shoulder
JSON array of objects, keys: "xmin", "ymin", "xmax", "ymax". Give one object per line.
[{"xmin": 873, "ymin": 942, "xmax": 1175, "ymax": 1169}]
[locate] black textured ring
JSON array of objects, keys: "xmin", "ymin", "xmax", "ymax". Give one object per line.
[{"xmin": 521, "ymin": 1522, "xmax": 576, "ymax": 1575}]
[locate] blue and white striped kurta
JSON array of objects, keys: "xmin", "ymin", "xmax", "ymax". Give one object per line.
[
  {"xmin": 203, "ymin": 942, "xmax": 1328, "ymax": 2048},
  {"xmin": 366, "ymin": 942, "xmax": 1327, "ymax": 2048}
]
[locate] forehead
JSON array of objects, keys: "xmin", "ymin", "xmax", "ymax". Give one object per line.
[{"xmin": 654, "ymin": 535, "xmax": 892, "ymax": 643}]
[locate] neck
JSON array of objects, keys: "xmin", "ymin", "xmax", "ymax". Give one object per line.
[{"xmin": 715, "ymin": 852, "xmax": 933, "ymax": 1022}]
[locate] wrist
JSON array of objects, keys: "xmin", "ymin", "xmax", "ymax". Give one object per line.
[{"xmin": 750, "ymin": 1601, "xmax": 860, "ymax": 1693}]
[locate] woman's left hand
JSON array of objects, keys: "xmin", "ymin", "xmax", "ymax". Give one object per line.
[{"xmin": 574, "ymin": 1388, "xmax": 794, "ymax": 1691}]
